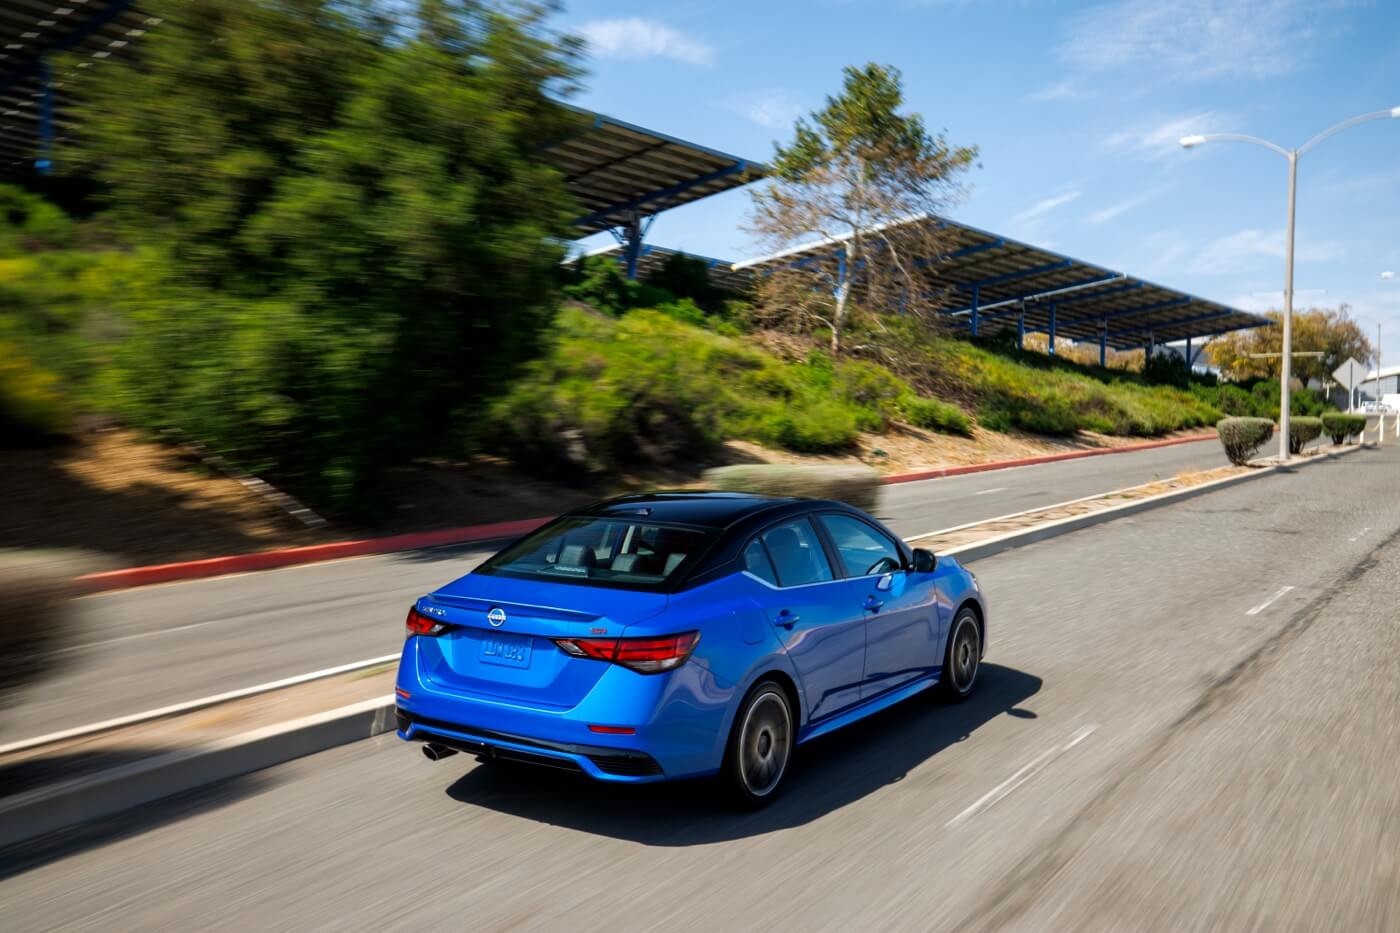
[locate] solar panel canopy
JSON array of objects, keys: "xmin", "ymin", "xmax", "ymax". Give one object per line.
[
  {"xmin": 570, "ymin": 243, "xmax": 754, "ymax": 294},
  {"xmin": 734, "ymin": 216, "xmax": 1268, "ymax": 349}
]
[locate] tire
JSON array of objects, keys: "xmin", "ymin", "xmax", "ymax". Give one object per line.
[
  {"xmin": 939, "ymin": 607, "xmax": 981, "ymax": 701},
  {"xmin": 720, "ymin": 680, "xmax": 794, "ymax": 808}
]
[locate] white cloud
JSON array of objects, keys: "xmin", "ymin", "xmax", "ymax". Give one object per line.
[
  {"xmin": 731, "ymin": 89, "xmax": 804, "ymax": 130},
  {"xmin": 1026, "ymin": 81, "xmax": 1082, "ymax": 103},
  {"xmin": 578, "ymin": 18, "xmax": 714, "ymax": 67},
  {"xmin": 1106, "ymin": 112, "xmax": 1230, "ymax": 160},
  {"xmin": 1190, "ymin": 228, "xmax": 1346, "ymax": 276},
  {"xmin": 1087, "ymin": 190, "xmax": 1156, "ymax": 225},
  {"xmin": 1010, "ymin": 190, "xmax": 1082, "ymax": 227},
  {"xmin": 1058, "ymin": 0, "xmax": 1354, "ymax": 81}
]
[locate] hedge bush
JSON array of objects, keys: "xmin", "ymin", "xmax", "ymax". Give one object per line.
[
  {"xmin": 1321, "ymin": 412, "xmax": 1367, "ymax": 445},
  {"xmin": 1217, "ymin": 417, "xmax": 1274, "ymax": 465},
  {"xmin": 1288, "ymin": 416, "xmax": 1323, "ymax": 455},
  {"xmin": 702, "ymin": 464, "xmax": 881, "ymax": 513},
  {"xmin": 0, "ymin": 551, "xmax": 87, "ymax": 709},
  {"xmin": 0, "ymin": 340, "xmax": 69, "ymax": 442}
]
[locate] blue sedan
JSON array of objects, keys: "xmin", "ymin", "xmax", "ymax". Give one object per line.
[{"xmin": 395, "ymin": 492, "xmax": 986, "ymax": 806}]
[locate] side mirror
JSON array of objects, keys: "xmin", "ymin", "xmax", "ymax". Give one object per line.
[{"xmin": 911, "ymin": 548, "xmax": 937, "ymax": 573}]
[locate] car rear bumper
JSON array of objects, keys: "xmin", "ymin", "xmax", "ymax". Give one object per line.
[
  {"xmin": 394, "ymin": 640, "xmax": 730, "ymax": 782},
  {"xmin": 397, "ymin": 709, "xmax": 665, "ymax": 781}
]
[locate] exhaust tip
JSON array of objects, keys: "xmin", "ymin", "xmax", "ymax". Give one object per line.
[{"xmin": 422, "ymin": 743, "xmax": 458, "ymax": 762}]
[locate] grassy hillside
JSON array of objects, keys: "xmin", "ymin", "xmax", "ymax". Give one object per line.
[{"xmin": 484, "ymin": 304, "xmax": 1226, "ymax": 477}]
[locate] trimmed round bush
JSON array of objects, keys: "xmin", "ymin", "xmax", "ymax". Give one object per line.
[
  {"xmin": 0, "ymin": 550, "xmax": 89, "ymax": 709},
  {"xmin": 701, "ymin": 464, "xmax": 882, "ymax": 513},
  {"xmin": 1288, "ymin": 416, "xmax": 1323, "ymax": 455},
  {"xmin": 1320, "ymin": 412, "xmax": 1367, "ymax": 445},
  {"xmin": 1217, "ymin": 417, "xmax": 1274, "ymax": 465}
]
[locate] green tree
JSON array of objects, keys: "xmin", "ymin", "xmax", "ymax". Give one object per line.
[
  {"xmin": 1206, "ymin": 307, "xmax": 1373, "ymax": 386},
  {"xmin": 60, "ymin": 0, "xmax": 585, "ymax": 511},
  {"xmin": 747, "ymin": 63, "xmax": 978, "ymax": 354}
]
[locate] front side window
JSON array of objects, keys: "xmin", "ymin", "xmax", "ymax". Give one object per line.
[
  {"xmin": 819, "ymin": 513, "xmax": 903, "ymax": 577},
  {"xmin": 477, "ymin": 518, "xmax": 714, "ymax": 591},
  {"xmin": 758, "ymin": 518, "xmax": 834, "ymax": 587}
]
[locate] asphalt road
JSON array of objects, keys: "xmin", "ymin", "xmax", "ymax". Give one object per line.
[
  {"xmin": 3, "ymin": 439, "xmax": 1228, "ymax": 745},
  {"xmin": 5, "ymin": 444, "xmax": 1397, "ymax": 931}
]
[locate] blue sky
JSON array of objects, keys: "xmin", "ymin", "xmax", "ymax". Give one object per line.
[{"xmin": 558, "ymin": 0, "xmax": 1400, "ymax": 361}]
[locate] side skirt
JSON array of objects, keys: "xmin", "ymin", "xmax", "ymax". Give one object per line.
[{"xmin": 797, "ymin": 674, "xmax": 939, "ymax": 745}]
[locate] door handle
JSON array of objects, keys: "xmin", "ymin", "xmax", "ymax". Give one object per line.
[
  {"xmin": 775, "ymin": 610, "xmax": 799, "ymax": 629},
  {"xmin": 863, "ymin": 596, "xmax": 884, "ymax": 612}
]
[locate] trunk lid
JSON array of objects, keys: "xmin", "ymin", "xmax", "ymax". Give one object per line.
[{"xmin": 414, "ymin": 572, "xmax": 669, "ymax": 710}]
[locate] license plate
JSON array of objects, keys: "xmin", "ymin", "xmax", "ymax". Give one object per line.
[{"xmin": 480, "ymin": 632, "xmax": 532, "ymax": 669}]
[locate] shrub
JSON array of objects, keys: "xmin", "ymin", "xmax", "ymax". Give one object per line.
[
  {"xmin": 0, "ymin": 550, "xmax": 88, "ymax": 708},
  {"xmin": 1321, "ymin": 412, "xmax": 1366, "ymax": 445},
  {"xmin": 0, "ymin": 340, "xmax": 69, "ymax": 442},
  {"xmin": 702, "ymin": 464, "xmax": 881, "ymax": 513},
  {"xmin": 892, "ymin": 394, "xmax": 973, "ymax": 436},
  {"xmin": 1289, "ymin": 416, "xmax": 1323, "ymax": 455},
  {"xmin": 1217, "ymin": 417, "xmax": 1274, "ymax": 465}
]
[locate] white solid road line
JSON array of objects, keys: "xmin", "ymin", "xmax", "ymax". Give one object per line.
[
  {"xmin": 973, "ymin": 487, "xmax": 1008, "ymax": 496},
  {"xmin": 0, "ymin": 653, "xmax": 401, "ymax": 756},
  {"xmin": 1246, "ymin": 585, "xmax": 1295, "ymax": 617},
  {"xmin": 946, "ymin": 724, "xmax": 1098, "ymax": 828}
]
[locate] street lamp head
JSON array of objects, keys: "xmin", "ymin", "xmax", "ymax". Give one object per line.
[{"xmin": 1179, "ymin": 134, "xmax": 1208, "ymax": 148}]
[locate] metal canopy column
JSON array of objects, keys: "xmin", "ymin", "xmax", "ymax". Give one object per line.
[
  {"xmin": 970, "ymin": 286, "xmax": 980, "ymax": 337},
  {"xmin": 1017, "ymin": 301, "xmax": 1025, "ymax": 349},
  {"xmin": 36, "ymin": 58, "xmax": 53, "ymax": 175},
  {"xmin": 622, "ymin": 214, "xmax": 644, "ymax": 279},
  {"xmin": 1099, "ymin": 325, "xmax": 1108, "ymax": 367},
  {"xmin": 1047, "ymin": 304, "xmax": 1058, "ymax": 356},
  {"xmin": 1185, "ymin": 337, "xmax": 1192, "ymax": 371}
]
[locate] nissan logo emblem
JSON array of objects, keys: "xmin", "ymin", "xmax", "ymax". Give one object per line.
[{"xmin": 487, "ymin": 607, "xmax": 507, "ymax": 627}]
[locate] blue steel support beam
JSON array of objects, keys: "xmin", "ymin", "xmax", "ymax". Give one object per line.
[
  {"xmin": 36, "ymin": 58, "xmax": 52, "ymax": 175},
  {"xmin": 1048, "ymin": 304, "xmax": 1058, "ymax": 356},
  {"xmin": 1099, "ymin": 328, "xmax": 1107, "ymax": 367},
  {"xmin": 1049, "ymin": 280, "xmax": 1146, "ymax": 308},
  {"xmin": 915, "ymin": 238, "xmax": 1005, "ymax": 268},
  {"xmin": 1186, "ymin": 337, "xmax": 1192, "ymax": 369},
  {"xmin": 1109, "ymin": 309, "xmax": 1238, "ymax": 340},
  {"xmin": 966, "ymin": 275, "xmax": 1126, "ymax": 321},
  {"xmin": 970, "ymin": 286, "xmax": 980, "ymax": 337},
  {"xmin": 575, "ymin": 161, "xmax": 748, "ymax": 229},
  {"xmin": 1017, "ymin": 309, "xmax": 1025, "ymax": 349},
  {"xmin": 955, "ymin": 259, "xmax": 1073, "ymax": 293}
]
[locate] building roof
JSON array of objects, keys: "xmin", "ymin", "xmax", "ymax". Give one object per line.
[{"xmin": 734, "ymin": 216, "xmax": 1269, "ymax": 349}]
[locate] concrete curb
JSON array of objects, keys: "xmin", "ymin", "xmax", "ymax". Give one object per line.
[
  {"xmin": 939, "ymin": 444, "xmax": 1362, "ymax": 565},
  {"xmin": 77, "ymin": 432, "xmax": 1217, "ymax": 593},
  {"xmin": 0, "ymin": 696, "xmax": 395, "ymax": 851},
  {"xmin": 4, "ymin": 444, "xmax": 1361, "ymax": 850},
  {"xmin": 882, "ymin": 432, "xmax": 1216, "ymax": 485}
]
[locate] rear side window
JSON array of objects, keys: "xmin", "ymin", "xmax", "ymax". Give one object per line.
[
  {"xmin": 758, "ymin": 518, "xmax": 834, "ymax": 587},
  {"xmin": 741, "ymin": 538, "xmax": 779, "ymax": 586}
]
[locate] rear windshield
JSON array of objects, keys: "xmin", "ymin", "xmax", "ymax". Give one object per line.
[{"xmin": 476, "ymin": 517, "xmax": 717, "ymax": 591}]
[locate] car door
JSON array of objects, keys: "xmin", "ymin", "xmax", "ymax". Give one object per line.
[
  {"xmin": 816, "ymin": 512, "xmax": 942, "ymax": 701},
  {"xmin": 743, "ymin": 516, "xmax": 865, "ymax": 722}
]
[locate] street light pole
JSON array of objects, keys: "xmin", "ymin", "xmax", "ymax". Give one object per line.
[
  {"xmin": 1281, "ymin": 151, "xmax": 1297, "ymax": 460},
  {"xmin": 1180, "ymin": 105, "xmax": 1400, "ymax": 462}
]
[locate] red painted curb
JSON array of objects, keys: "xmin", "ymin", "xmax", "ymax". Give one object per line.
[
  {"xmin": 77, "ymin": 516, "xmax": 552, "ymax": 594},
  {"xmin": 880, "ymin": 432, "xmax": 1217, "ymax": 485},
  {"xmin": 78, "ymin": 431, "xmax": 1218, "ymax": 593}
]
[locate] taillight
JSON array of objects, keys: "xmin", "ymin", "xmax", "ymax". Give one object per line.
[
  {"xmin": 405, "ymin": 607, "xmax": 449, "ymax": 637},
  {"xmin": 554, "ymin": 631, "xmax": 700, "ymax": 674}
]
